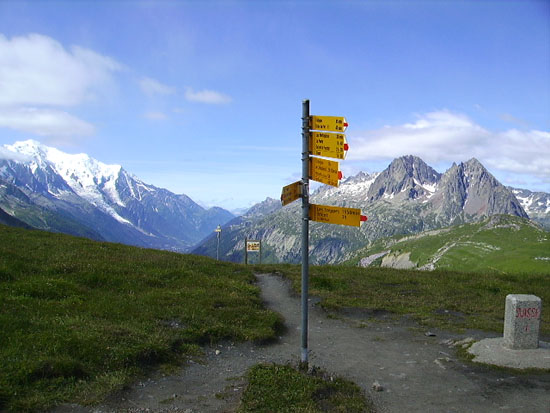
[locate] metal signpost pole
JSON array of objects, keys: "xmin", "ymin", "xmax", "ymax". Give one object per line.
[
  {"xmin": 214, "ymin": 225, "xmax": 222, "ymax": 261},
  {"xmin": 301, "ymin": 99, "xmax": 310, "ymax": 366},
  {"xmin": 280, "ymin": 101, "xmax": 357, "ymax": 367}
]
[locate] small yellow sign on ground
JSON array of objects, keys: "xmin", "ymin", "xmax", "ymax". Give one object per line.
[
  {"xmin": 309, "ymin": 204, "xmax": 364, "ymax": 227},
  {"xmin": 309, "ymin": 132, "xmax": 348, "ymax": 160},
  {"xmin": 310, "ymin": 157, "xmax": 341, "ymax": 187},
  {"xmin": 281, "ymin": 181, "xmax": 302, "ymax": 206},
  {"xmin": 310, "ymin": 116, "xmax": 348, "ymax": 132}
]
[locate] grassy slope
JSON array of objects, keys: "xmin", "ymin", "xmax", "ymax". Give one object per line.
[
  {"xmin": 254, "ymin": 264, "xmax": 549, "ymax": 337},
  {"xmin": 347, "ymin": 215, "xmax": 550, "ymax": 274},
  {"xmin": 0, "ymin": 224, "xmax": 283, "ymax": 412},
  {"xmin": 238, "ymin": 364, "xmax": 374, "ymax": 413},
  {"xmin": 3, "ymin": 217, "xmax": 549, "ymax": 411}
]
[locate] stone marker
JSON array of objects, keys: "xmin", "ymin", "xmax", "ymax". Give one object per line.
[{"xmin": 503, "ymin": 294, "xmax": 542, "ymax": 350}]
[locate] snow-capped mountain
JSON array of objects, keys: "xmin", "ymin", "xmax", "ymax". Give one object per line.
[
  {"xmin": 194, "ymin": 155, "xmax": 543, "ymax": 264},
  {"xmin": 510, "ymin": 187, "xmax": 550, "ymax": 229},
  {"xmin": 0, "ymin": 140, "xmax": 234, "ymax": 251},
  {"xmin": 315, "ymin": 171, "xmax": 380, "ymax": 204},
  {"xmin": 5, "ymin": 140, "xmax": 130, "ymax": 224}
]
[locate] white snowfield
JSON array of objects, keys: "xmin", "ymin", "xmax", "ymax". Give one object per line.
[{"xmin": 5, "ymin": 140, "xmax": 133, "ymax": 224}]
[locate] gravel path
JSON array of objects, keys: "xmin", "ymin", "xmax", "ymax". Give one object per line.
[{"xmin": 54, "ymin": 273, "xmax": 550, "ymax": 413}]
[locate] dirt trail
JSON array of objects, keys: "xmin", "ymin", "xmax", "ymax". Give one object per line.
[{"xmin": 55, "ymin": 274, "xmax": 550, "ymax": 413}]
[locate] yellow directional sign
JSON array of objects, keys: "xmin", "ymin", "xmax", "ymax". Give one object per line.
[
  {"xmin": 246, "ymin": 240, "xmax": 261, "ymax": 252},
  {"xmin": 310, "ymin": 132, "xmax": 348, "ymax": 160},
  {"xmin": 310, "ymin": 116, "xmax": 348, "ymax": 132},
  {"xmin": 281, "ymin": 181, "xmax": 302, "ymax": 206},
  {"xmin": 309, "ymin": 204, "xmax": 366, "ymax": 227},
  {"xmin": 310, "ymin": 157, "xmax": 341, "ymax": 187}
]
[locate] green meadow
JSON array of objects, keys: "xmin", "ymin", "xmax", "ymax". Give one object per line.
[
  {"xmin": 348, "ymin": 215, "xmax": 550, "ymax": 274},
  {"xmin": 254, "ymin": 264, "xmax": 549, "ymax": 336},
  {"xmin": 2, "ymin": 222, "xmax": 549, "ymax": 412},
  {"xmin": 0, "ymin": 224, "xmax": 282, "ymax": 411}
]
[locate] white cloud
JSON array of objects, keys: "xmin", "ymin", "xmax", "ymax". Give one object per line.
[
  {"xmin": 139, "ymin": 77, "xmax": 175, "ymax": 96},
  {"xmin": 185, "ymin": 88, "xmax": 232, "ymax": 104},
  {"xmin": 348, "ymin": 110, "xmax": 550, "ymax": 185},
  {"xmin": 0, "ymin": 146, "xmax": 32, "ymax": 162},
  {"xmin": 0, "ymin": 33, "xmax": 122, "ymax": 107},
  {"xmin": 484, "ymin": 129, "xmax": 550, "ymax": 178},
  {"xmin": 0, "ymin": 33, "xmax": 123, "ymax": 141},
  {"xmin": 143, "ymin": 111, "xmax": 168, "ymax": 120},
  {"xmin": 0, "ymin": 107, "xmax": 95, "ymax": 137}
]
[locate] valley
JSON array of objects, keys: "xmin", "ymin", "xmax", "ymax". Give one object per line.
[{"xmin": 1, "ymin": 141, "xmax": 549, "ymax": 269}]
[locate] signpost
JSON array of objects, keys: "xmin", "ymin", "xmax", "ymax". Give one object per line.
[
  {"xmin": 244, "ymin": 239, "xmax": 262, "ymax": 264},
  {"xmin": 215, "ymin": 225, "xmax": 222, "ymax": 260},
  {"xmin": 310, "ymin": 115, "xmax": 348, "ymax": 132},
  {"xmin": 281, "ymin": 181, "xmax": 302, "ymax": 206},
  {"xmin": 300, "ymin": 100, "xmax": 310, "ymax": 366},
  {"xmin": 281, "ymin": 100, "xmax": 366, "ymax": 367},
  {"xmin": 309, "ymin": 132, "xmax": 348, "ymax": 160},
  {"xmin": 246, "ymin": 240, "xmax": 261, "ymax": 252},
  {"xmin": 309, "ymin": 157, "xmax": 342, "ymax": 187},
  {"xmin": 310, "ymin": 204, "xmax": 367, "ymax": 227}
]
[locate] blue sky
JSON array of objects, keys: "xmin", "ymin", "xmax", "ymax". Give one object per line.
[{"xmin": 0, "ymin": 0, "xmax": 548, "ymax": 211}]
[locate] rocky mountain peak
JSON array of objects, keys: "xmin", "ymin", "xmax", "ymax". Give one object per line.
[
  {"xmin": 510, "ymin": 187, "xmax": 550, "ymax": 229},
  {"xmin": 244, "ymin": 197, "xmax": 282, "ymax": 218},
  {"xmin": 464, "ymin": 157, "xmax": 483, "ymax": 169},
  {"xmin": 429, "ymin": 158, "xmax": 527, "ymax": 224},
  {"xmin": 366, "ymin": 155, "xmax": 440, "ymax": 202},
  {"xmin": 346, "ymin": 171, "xmax": 372, "ymax": 183},
  {"xmin": 193, "ymin": 154, "xmax": 546, "ymax": 265}
]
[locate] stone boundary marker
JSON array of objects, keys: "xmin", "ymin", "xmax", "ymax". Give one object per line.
[
  {"xmin": 503, "ymin": 294, "xmax": 541, "ymax": 349},
  {"xmin": 468, "ymin": 294, "xmax": 550, "ymax": 370}
]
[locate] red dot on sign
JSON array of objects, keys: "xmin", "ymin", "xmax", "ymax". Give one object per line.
[
  {"xmin": 360, "ymin": 215, "xmax": 368, "ymax": 222},
  {"xmin": 338, "ymin": 171, "xmax": 343, "ymax": 180},
  {"xmin": 343, "ymin": 122, "xmax": 349, "ymax": 127},
  {"xmin": 344, "ymin": 143, "xmax": 349, "ymax": 151}
]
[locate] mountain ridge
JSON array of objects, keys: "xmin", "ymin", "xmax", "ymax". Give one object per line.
[
  {"xmin": 2, "ymin": 141, "xmax": 547, "ymax": 261},
  {"xmin": 0, "ymin": 140, "xmax": 234, "ymax": 251},
  {"xmin": 194, "ymin": 155, "xmax": 546, "ymax": 264}
]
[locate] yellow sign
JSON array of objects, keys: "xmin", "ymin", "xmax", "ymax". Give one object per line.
[
  {"xmin": 246, "ymin": 240, "xmax": 261, "ymax": 252},
  {"xmin": 281, "ymin": 181, "xmax": 302, "ymax": 206},
  {"xmin": 309, "ymin": 204, "xmax": 364, "ymax": 227},
  {"xmin": 310, "ymin": 116, "xmax": 348, "ymax": 132},
  {"xmin": 309, "ymin": 132, "xmax": 348, "ymax": 160},
  {"xmin": 310, "ymin": 157, "xmax": 341, "ymax": 187}
]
